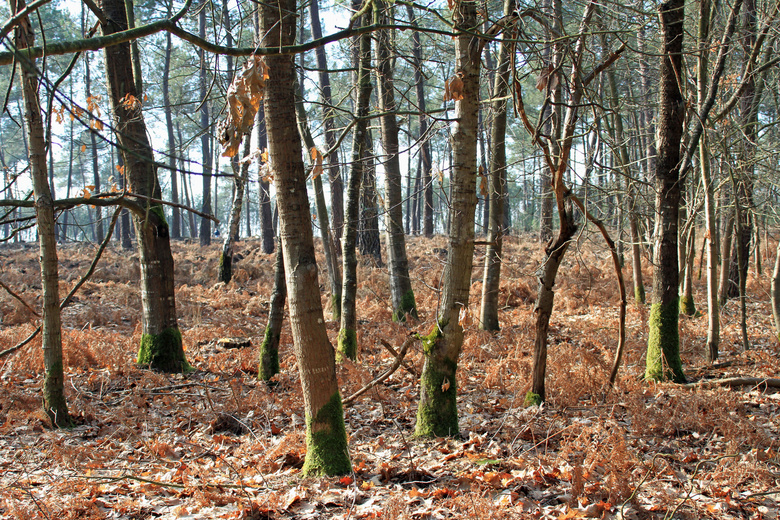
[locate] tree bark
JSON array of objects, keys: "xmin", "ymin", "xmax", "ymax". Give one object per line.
[
  {"xmin": 259, "ymin": 237, "xmax": 285, "ymax": 381},
  {"xmin": 309, "ymin": 0, "xmax": 344, "ymax": 248},
  {"xmin": 415, "ymin": 0, "xmax": 479, "ymax": 438},
  {"xmin": 338, "ymin": 6, "xmax": 372, "ymax": 361},
  {"xmin": 101, "ymin": 0, "xmax": 189, "ymax": 373},
  {"xmin": 479, "ymin": 0, "xmax": 514, "ymax": 331},
  {"xmin": 376, "ymin": 0, "xmax": 417, "ymax": 322},
  {"xmin": 260, "ymin": 0, "xmax": 350, "ymax": 476},
  {"xmin": 218, "ymin": 135, "xmax": 250, "ymax": 283},
  {"xmin": 645, "ymin": 0, "xmax": 686, "ymax": 383},
  {"xmin": 13, "ymin": 0, "xmax": 70, "ymax": 427},
  {"xmin": 198, "ymin": 7, "xmax": 212, "ymax": 245},
  {"xmin": 162, "ymin": 1, "xmax": 180, "ymax": 239}
]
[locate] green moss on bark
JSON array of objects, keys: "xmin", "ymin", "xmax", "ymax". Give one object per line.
[
  {"xmin": 337, "ymin": 328, "xmax": 357, "ymax": 362},
  {"xmin": 259, "ymin": 325, "xmax": 280, "ymax": 381},
  {"xmin": 137, "ymin": 327, "xmax": 192, "ymax": 373},
  {"xmin": 218, "ymin": 252, "xmax": 233, "ymax": 284},
  {"xmin": 147, "ymin": 204, "xmax": 169, "ymax": 229},
  {"xmin": 302, "ymin": 392, "xmax": 352, "ymax": 476},
  {"xmin": 679, "ymin": 295, "xmax": 696, "ymax": 316},
  {"xmin": 415, "ymin": 321, "xmax": 458, "ymax": 438},
  {"xmin": 392, "ymin": 289, "xmax": 418, "ymax": 322},
  {"xmin": 43, "ymin": 360, "xmax": 72, "ymax": 428},
  {"xmin": 523, "ymin": 391, "xmax": 542, "ymax": 407},
  {"xmin": 645, "ymin": 299, "xmax": 686, "ymax": 383},
  {"xmin": 634, "ymin": 284, "xmax": 646, "ymax": 304},
  {"xmin": 331, "ymin": 294, "xmax": 341, "ymax": 321}
]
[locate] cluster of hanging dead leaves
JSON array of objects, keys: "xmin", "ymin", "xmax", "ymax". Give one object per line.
[
  {"xmin": 1, "ymin": 236, "xmax": 779, "ymax": 519},
  {"xmin": 218, "ymin": 56, "xmax": 270, "ymax": 159}
]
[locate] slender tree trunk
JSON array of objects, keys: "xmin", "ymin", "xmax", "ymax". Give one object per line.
[
  {"xmin": 406, "ymin": 3, "xmax": 434, "ymax": 237},
  {"xmin": 162, "ymin": 2, "xmax": 180, "ymax": 239},
  {"xmin": 415, "ymin": 0, "xmax": 479, "ymax": 437},
  {"xmin": 376, "ymin": 1, "xmax": 417, "ymax": 322},
  {"xmin": 309, "ymin": 0, "xmax": 344, "ymax": 247},
  {"xmin": 294, "ymin": 75, "xmax": 342, "ymax": 320},
  {"xmin": 259, "ymin": 237, "xmax": 286, "ymax": 381},
  {"xmin": 84, "ymin": 48, "xmax": 103, "ymax": 243},
  {"xmin": 259, "ymin": 0, "xmax": 351, "ymax": 475},
  {"xmin": 198, "ymin": 8, "xmax": 212, "ymax": 245},
  {"xmin": 218, "ymin": 136, "xmax": 250, "ymax": 283},
  {"xmin": 771, "ymin": 239, "xmax": 780, "ymax": 343},
  {"xmin": 255, "ymin": 107, "xmax": 275, "ymax": 254},
  {"xmin": 338, "ymin": 8, "xmax": 372, "ymax": 361},
  {"xmin": 14, "ymin": 0, "xmax": 70, "ymax": 426},
  {"xmin": 480, "ymin": 0, "xmax": 514, "ymax": 331},
  {"xmin": 645, "ymin": 0, "xmax": 686, "ymax": 383},
  {"xmin": 101, "ymin": 0, "xmax": 188, "ymax": 372}
]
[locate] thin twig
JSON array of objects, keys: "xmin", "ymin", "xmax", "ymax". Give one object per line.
[{"xmin": 344, "ymin": 336, "xmax": 416, "ymax": 406}]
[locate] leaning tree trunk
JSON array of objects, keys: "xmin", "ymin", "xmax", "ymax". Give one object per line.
[
  {"xmin": 14, "ymin": 0, "xmax": 70, "ymax": 427},
  {"xmin": 479, "ymin": 0, "xmax": 514, "ymax": 331},
  {"xmin": 259, "ymin": 237, "xmax": 286, "ymax": 381},
  {"xmin": 218, "ymin": 136, "xmax": 251, "ymax": 283},
  {"xmin": 338, "ymin": 9, "xmax": 372, "ymax": 361},
  {"xmin": 260, "ymin": 0, "xmax": 351, "ymax": 476},
  {"xmin": 101, "ymin": 0, "xmax": 188, "ymax": 373},
  {"xmin": 645, "ymin": 0, "xmax": 686, "ymax": 383},
  {"xmin": 309, "ymin": 0, "xmax": 344, "ymax": 248},
  {"xmin": 415, "ymin": 0, "xmax": 479, "ymax": 438},
  {"xmin": 293, "ymin": 75, "xmax": 342, "ymax": 320},
  {"xmin": 376, "ymin": 5, "xmax": 417, "ymax": 322}
]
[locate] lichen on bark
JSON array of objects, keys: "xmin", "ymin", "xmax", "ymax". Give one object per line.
[
  {"xmin": 645, "ymin": 299, "xmax": 686, "ymax": 383},
  {"xmin": 137, "ymin": 327, "xmax": 191, "ymax": 373},
  {"xmin": 302, "ymin": 392, "xmax": 351, "ymax": 476}
]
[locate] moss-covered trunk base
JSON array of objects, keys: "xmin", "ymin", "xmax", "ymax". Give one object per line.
[
  {"xmin": 634, "ymin": 285, "xmax": 646, "ymax": 305},
  {"xmin": 645, "ymin": 299, "xmax": 686, "ymax": 383},
  {"xmin": 392, "ymin": 289, "xmax": 418, "ymax": 322},
  {"xmin": 302, "ymin": 392, "xmax": 352, "ymax": 476},
  {"xmin": 679, "ymin": 295, "xmax": 696, "ymax": 317},
  {"xmin": 337, "ymin": 328, "xmax": 357, "ymax": 362},
  {"xmin": 259, "ymin": 325, "xmax": 280, "ymax": 381},
  {"xmin": 415, "ymin": 324, "xmax": 459, "ymax": 438},
  {"xmin": 137, "ymin": 327, "xmax": 191, "ymax": 373}
]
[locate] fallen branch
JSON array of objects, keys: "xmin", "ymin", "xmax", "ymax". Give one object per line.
[
  {"xmin": 379, "ymin": 338, "xmax": 418, "ymax": 377},
  {"xmin": 344, "ymin": 336, "xmax": 416, "ymax": 406},
  {"xmin": 683, "ymin": 377, "xmax": 780, "ymax": 390}
]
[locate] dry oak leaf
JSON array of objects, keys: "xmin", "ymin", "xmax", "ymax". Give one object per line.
[
  {"xmin": 310, "ymin": 147, "xmax": 324, "ymax": 179},
  {"xmin": 444, "ymin": 73, "xmax": 465, "ymax": 102},
  {"xmin": 220, "ymin": 55, "xmax": 270, "ymax": 158}
]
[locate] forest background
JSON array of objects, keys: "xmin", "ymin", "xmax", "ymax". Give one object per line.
[{"xmin": 0, "ymin": 0, "xmax": 779, "ymax": 517}]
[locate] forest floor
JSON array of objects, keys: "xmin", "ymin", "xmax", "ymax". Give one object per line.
[{"xmin": 0, "ymin": 234, "xmax": 778, "ymax": 519}]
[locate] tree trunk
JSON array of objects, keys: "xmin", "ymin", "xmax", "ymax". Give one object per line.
[
  {"xmin": 260, "ymin": 0, "xmax": 350, "ymax": 476},
  {"xmin": 405, "ymin": 3, "xmax": 434, "ymax": 237},
  {"xmin": 259, "ymin": 237, "xmax": 286, "ymax": 381},
  {"xmin": 84, "ymin": 48, "xmax": 103, "ymax": 244},
  {"xmin": 293, "ymin": 75, "xmax": 342, "ymax": 320},
  {"xmin": 162, "ymin": 2, "xmax": 180, "ymax": 240},
  {"xmin": 14, "ymin": 0, "xmax": 70, "ymax": 426},
  {"xmin": 198, "ymin": 8, "xmax": 212, "ymax": 245},
  {"xmin": 415, "ymin": 0, "xmax": 479, "ymax": 438},
  {"xmin": 218, "ymin": 136, "xmax": 251, "ymax": 284},
  {"xmin": 771, "ymin": 240, "xmax": 780, "ymax": 343},
  {"xmin": 309, "ymin": 0, "xmax": 344, "ymax": 248},
  {"xmin": 479, "ymin": 0, "xmax": 514, "ymax": 331},
  {"xmin": 338, "ymin": 8, "xmax": 372, "ymax": 361},
  {"xmin": 645, "ymin": 0, "xmax": 686, "ymax": 383},
  {"xmin": 376, "ymin": 1, "xmax": 417, "ymax": 322},
  {"xmin": 256, "ymin": 107, "xmax": 275, "ymax": 254},
  {"xmin": 101, "ymin": 0, "xmax": 188, "ymax": 373},
  {"xmin": 358, "ymin": 129, "xmax": 382, "ymax": 264}
]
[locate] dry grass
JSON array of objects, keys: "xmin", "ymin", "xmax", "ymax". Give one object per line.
[{"xmin": 0, "ymin": 232, "xmax": 779, "ymax": 518}]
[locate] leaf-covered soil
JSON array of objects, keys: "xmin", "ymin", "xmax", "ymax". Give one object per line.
[{"xmin": 1, "ymin": 235, "xmax": 778, "ymax": 519}]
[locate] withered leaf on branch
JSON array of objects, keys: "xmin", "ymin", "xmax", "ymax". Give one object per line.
[
  {"xmin": 310, "ymin": 147, "xmax": 323, "ymax": 179},
  {"xmin": 443, "ymin": 73, "xmax": 465, "ymax": 102},
  {"xmin": 218, "ymin": 55, "xmax": 270, "ymax": 158},
  {"xmin": 535, "ymin": 64, "xmax": 558, "ymax": 92}
]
